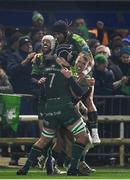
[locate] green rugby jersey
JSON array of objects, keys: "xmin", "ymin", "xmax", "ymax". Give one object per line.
[
  {"xmin": 70, "ymin": 66, "xmax": 92, "ymax": 92},
  {"xmin": 55, "ymin": 33, "xmax": 90, "ymax": 66},
  {"xmin": 43, "ymin": 62, "xmax": 71, "ymax": 99},
  {"xmin": 32, "ymin": 54, "xmax": 45, "ymax": 76},
  {"xmin": 32, "ymin": 56, "xmax": 72, "ymax": 99}
]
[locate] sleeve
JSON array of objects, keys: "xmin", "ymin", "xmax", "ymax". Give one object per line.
[
  {"xmin": 7, "ymin": 53, "xmax": 30, "ymax": 77},
  {"xmin": 68, "ymin": 77, "xmax": 85, "ymax": 98},
  {"xmin": 31, "ymin": 63, "xmax": 42, "ymax": 76}
]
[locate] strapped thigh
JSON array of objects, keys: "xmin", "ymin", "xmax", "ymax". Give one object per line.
[
  {"xmin": 69, "ymin": 118, "xmax": 86, "ymax": 135},
  {"xmin": 41, "ymin": 126, "xmax": 56, "ymax": 138}
]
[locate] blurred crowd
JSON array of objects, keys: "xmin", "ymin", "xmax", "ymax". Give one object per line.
[{"xmin": 0, "ymin": 11, "xmax": 130, "ymax": 97}]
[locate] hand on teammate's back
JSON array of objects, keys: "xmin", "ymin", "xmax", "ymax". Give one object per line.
[
  {"xmin": 61, "ymin": 68, "xmax": 72, "ymax": 78},
  {"xmin": 38, "ymin": 77, "xmax": 46, "ymax": 85}
]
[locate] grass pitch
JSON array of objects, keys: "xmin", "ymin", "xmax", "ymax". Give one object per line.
[{"xmin": 0, "ymin": 167, "xmax": 130, "ymax": 179}]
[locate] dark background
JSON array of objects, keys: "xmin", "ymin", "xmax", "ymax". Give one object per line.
[{"xmin": 0, "ymin": 0, "xmax": 130, "ymax": 28}]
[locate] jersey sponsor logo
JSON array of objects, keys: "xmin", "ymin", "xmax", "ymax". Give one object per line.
[
  {"xmin": 47, "ymin": 97, "xmax": 61, "ymax": 101},
  {"xmin": 45, "ymin": 67, "xmax": 60, "ymax": 72},
  {"xmin": 45, "ymin": 111, "xmax": 61, "ymax": 117}
]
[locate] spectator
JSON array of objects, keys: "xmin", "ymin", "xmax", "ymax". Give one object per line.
[
  {"xmin": 0, "ymin": 32, "xmax": 22, "ymax": 72},
  {"xmin": 109, "ymin": 39, "xmax": 123, "ymax": 83},
  {"xmin": 30, "ymin": 28, "xmax": 44, "ymax": 53},
  {"xmin": 32, "ymin": 11, "xmax": 44, "ymax": 30},
  {"xmin": 93, "ymin": 54, "xmax": 114, "ymax": 95},
  {"xmin": 7, "ymin": 36, "xmax": 39, "ymax": 165},
  {"xmin": 31, "ymin": 11, "xmax": 48, "ymax": 34},
  {"xmin": 118, "ymin": 46, "xmax": 130, "ymax": 95},
  {"xmin": 87, "ymin": 39, "xmax": 100, "ymax": 56},
  {"xmin": 95, "ymin": 45, "xmax": 111, "ymax": 58},
  {"xmin": 122, "ymin": 35, "xmax": 130, "ymax": 47},
  {"xmin": 72, "ymin": 18, "xmax": 95, "ymax": 40},
  {"xmin": 95, "ymin": 45, "xmax": 129, "ymax": 94},
  {"xmin": 89, "ymin": 21, "xmax": 109, "ymax": 45},
  {"xmin": 109, "ymin": 36, "xmax": 123, "ymax": 65},
  {"xmin": 113, "ymin": 28, "xmax": 129, "ymax": 39},
  {"xmin": 7, "ymin": 36, "xmax": 35, "ymax": 93}
]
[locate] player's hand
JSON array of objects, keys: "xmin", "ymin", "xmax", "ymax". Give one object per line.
[
  {"xmin": 86, "ymin": 78, "xmax": 95, "ymax": 87},
  {"xmin": 77, "ymin": 72, "xmax": 85, "ymax": 82},
  {"xmin": 21, "ymin": 52, "xmax": 36, "ymax": 65},
  {"xmin": 38, "ymin": 77, "xmax": 46, "ymax": 85},
  {"xmin": 56, "ymin": 57, "xmax": 70, "ymax": 68},
  {"xmin": 31, "ymin": 53, "xmax": 42, "ymax": 64},
  {"xmin": 121, "ymin": 76, "xmax": 129, "ymax": 85},
  {"xmin": 61, "ymin": 68, "xmax": 72, "ymax": 78},
  {"xmin": 27, "ymin": 52, "xmax": 36, "ymax": 62}
]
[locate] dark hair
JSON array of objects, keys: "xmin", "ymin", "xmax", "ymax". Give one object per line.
[
  {"xmin": 19, "ymin": 36, "xmax": 32, "ymax": 47},
  {"xmin": 52, "ymin": 20, "xmax": 68, "ymax": 34}
]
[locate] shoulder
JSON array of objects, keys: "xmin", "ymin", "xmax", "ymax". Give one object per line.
[
  {"xmin": 72, "ymin": 34, "xmax": 86, "ymax": 46},
  {"xmin": 11, "ymin": 51, "xmax": 22, "ymax": 61},
  {"xmin": 105, "ymin": 69, "xmax": 114, "ymax": 79},
  {"xmin": 108, "ymin": 69, "xmax": 114, "ymax": 75}
]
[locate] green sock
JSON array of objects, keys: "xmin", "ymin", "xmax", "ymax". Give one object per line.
[
  {"xmin": 42, "ymin": 142, "xmax": 52, "ymax": 157},
  {"xmin": 52, "ymin": 149, "xmax": 59, "ymax": 160},
  {"xmin": 70, "ymin": 143, "xmax": 85, "ymax": 169},
  {"xmin": 80, "ymin": 154, "xmax": 86, "ymax": 162},
  {"xmin": 23, "ymin": 145, "xmax": 42, "ymax": 171}
]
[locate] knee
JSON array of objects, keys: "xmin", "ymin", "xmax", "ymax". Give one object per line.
[
  {"xmin": 86, "ymin": 98, "xmax": 97, "ymax": 111},
  {"xmin": 86, "ymin": 96, "xmax": 93, "ymax": 106},
  {"xmin": 75, "ymin": 132, "xmax": 89, "ymax": 145},
  {"xmin": 35, "ymin": 136, "xmax": 51, "ymax": 148}
]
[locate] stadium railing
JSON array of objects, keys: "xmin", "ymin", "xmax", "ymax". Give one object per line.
[{"xmin": 0, "ymin": 95, "xmax": 130, "ymax": 166}]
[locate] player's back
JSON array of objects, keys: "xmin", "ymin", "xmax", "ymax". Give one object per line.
[{"xmin": 43, "ymin": 57, "xmax": 71, "ymax": 99}]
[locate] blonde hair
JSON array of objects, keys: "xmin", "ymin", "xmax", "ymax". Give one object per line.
[
  {"xmin": 76, "ymin": 52, "xmax": 91, "ymax": 64},
  {"xmin": 75, "ymin": 51, "xmax": 94, "ymax": 74}
]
